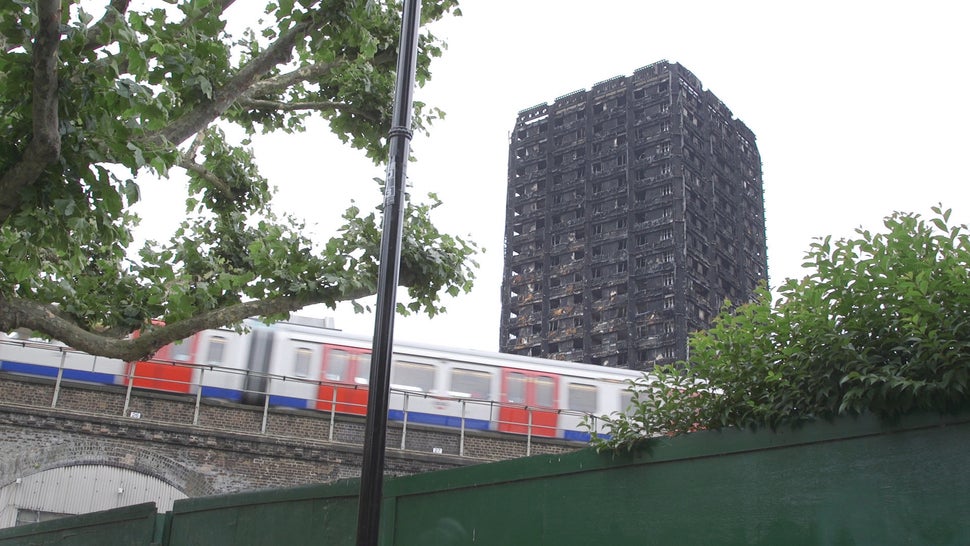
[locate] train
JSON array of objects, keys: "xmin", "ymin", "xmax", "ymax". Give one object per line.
[{"xmin": 0, "ymin": 317, "xmax": 644, "ymax": 441}]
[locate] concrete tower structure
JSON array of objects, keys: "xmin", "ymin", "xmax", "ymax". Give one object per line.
[{"xmin": 500, "ymin": 60, "xmax": 767, "ymax": 370}]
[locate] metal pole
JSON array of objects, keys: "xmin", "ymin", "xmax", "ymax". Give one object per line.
[
  {"xmin": 459, "ymin": 400, "xmax": 466, "ymax": 457},
  {"xmin": 356, "ymin": 1, "xmax": 421, "ymax": 544},
  {"xmin": 399, "ymin": 392, "xmax": 409, "ymax": 450},
  {"xmin": 260, "ymin": 390, "xmax": 270, "ymax": 434},
  {"xmin": 193, "ymin": 368, "xmax": 205, "ymax": 426},
  {"xmin": 122, "ymin": 361, "xmax": 136, "ymax": 417},
  {"xmin": 526, "ymin": 408, "xmax": 533, "ymax": 456},
  {"xmin": 329, "ymin": 388, "xmax": 337, "ymax": 442},
  {"xmin": 50, "ymin": 350, "xmax": 67, "ymax": 408}
]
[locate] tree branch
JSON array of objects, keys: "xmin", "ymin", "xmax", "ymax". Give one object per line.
[
  {"xmin": 0, "ymin": 280, "xmax": 375, "ymax": 361},
  {"xmin": 147, "ymin": 16, "xmax": 321, "ymax": 148},
  {"xmin": 186, "ymin": 129, "xmax": 206, "ymax": 160},
  {"xmin": 82, "ymin": 0, "xmax": 130, "ymax": 52},
  {"xmin": 178, "ymin": 157, "xmax": 235, "ymax": 200},
  {"xmin": 243, "ymin": 49, "xmax": 393, "ymax": 100},
  {"xmin": 0, "ymin": 239, "xmax": 445, "ymax": 360},
  {"xmin": 0, "ymin": 0, "xmax": 62, "ymax": 225},
  {"xmin": 245, "ymin": 59, "xmax": 342, "ymax": 98},
  {"xmin": 237, "ymin": 98, "xmax": 378, "ymax": 121}
]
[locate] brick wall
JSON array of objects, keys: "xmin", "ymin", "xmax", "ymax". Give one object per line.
[{"xmin": 0, "ymin": 373, "xmax": 580, "ymax": 497}]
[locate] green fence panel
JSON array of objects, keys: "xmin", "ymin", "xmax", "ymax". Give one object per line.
[
  {"xmin": 166, "ymin": 480, "xmax": 360, "ymax": 546},
  {"xmin": 384, "ymin": 411, "xmax": 970, "ymax": 545},
  {"xmin": 4, "ymin": 411, "xmax": 967, "ymax": 545},
  {"xmin": 0, "ymin": 503, "xmax": 159, "ymax": 546}
]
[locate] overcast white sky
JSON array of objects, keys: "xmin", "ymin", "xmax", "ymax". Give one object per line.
[{"xmin": 137, "ymin": 0, "xmax": 970, "ymax": 352}]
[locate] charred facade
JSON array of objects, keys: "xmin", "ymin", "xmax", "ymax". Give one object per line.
[{"xmin": 499, "ymin": 61, "xmax": 767, "ymax": 371}]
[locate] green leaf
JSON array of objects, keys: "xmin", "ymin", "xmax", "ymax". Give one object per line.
[{"xmin": 122, "ymin": 180, "xmax": 140, "ymax": 205}]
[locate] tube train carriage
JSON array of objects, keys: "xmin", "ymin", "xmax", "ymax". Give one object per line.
[{"xmin": 0, "ymin": 318, "xmax": 643, "ymax": 441}]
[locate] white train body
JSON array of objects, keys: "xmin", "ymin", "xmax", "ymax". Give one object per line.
[{"xmin": 0, "ymin": 319, "xmax": 643, "ymax": 441}]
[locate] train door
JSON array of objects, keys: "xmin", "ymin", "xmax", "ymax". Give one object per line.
[
  {"xmin": 125, "ymin": 335, "xmax": 198, "ymax": 394},
  {"xmin": 184, "ymin": 330, "xmax": 248, "ymax": 401},
  {"xmin": 498, "ymin": 368, "xmax": 559, "ymax": 437},
  {"xmin": 264, "ymin": 341, "xmax": 322, "ymax": 408},
  {"xmin": 444, "ymin": 365, "xmax": 496, "ymax": 430},
  {"xmin": 240, "ymin": 328, "xmax": 274, "ymax": 404},
  {"xmin": 562, "ymin": 381, "xmax": 599, "ymax": 441},
  {"xmin": 389, "ymin": 359, "xmax": 439, "ymax": 423},
  {"xmin": 315, "ymin": 345, "xmax": 371, "ymax": 415}
]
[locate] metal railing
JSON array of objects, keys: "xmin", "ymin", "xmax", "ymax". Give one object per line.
[{"xmin": 0, "ymin": 339, "xmax": 599, "ymax": 458}]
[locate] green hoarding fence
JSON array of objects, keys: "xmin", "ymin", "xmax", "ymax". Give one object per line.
[
  {"xmin": 384, "ymin": 410, "xmax": 970, "ymax": 545},
  {"xmin": 3, "ymin": 410, "xmax": 969, "ymax": 545},
  {"xmin": 166, "ymin": 479, "xmax": 360, "ymax": 546},
  {"xmin": 0, "ymin": 502, "xmax": 161, "ymax": 546}
]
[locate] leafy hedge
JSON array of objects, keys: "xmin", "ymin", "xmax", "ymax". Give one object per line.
[{"xmin": 590, "ymin": 206, "xmax": 970, "ymax": 451}]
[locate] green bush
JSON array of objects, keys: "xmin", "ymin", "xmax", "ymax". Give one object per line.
[{"xmin": 591, "ymin": 206, "xmax": 970, "ymax": 451}]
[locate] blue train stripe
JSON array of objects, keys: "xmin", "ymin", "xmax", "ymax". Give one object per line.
[
  {"xmin": 0, "ymin": 361, "xmax": 116, "ymax": 385},
  {"xmin": 62, "ymin": 368, "xmax": 118, "ymax": 384},
  {"xmin": 388, "ymin": 409, "xmax": 491, "ymax": 430},
  {"xmin": 200, "ymin": 385, "xmax": 244, "ymax": 402},
  {"xmin": 2, "ymin": 360, "xmax": 59, "ymax": 377},
  {"xmin": 267, "ymin": 394, "xmax": 310, "ymax": 409},
  {"xmin": 563, "ymin": 430, "xmax": 592, "ymax": 442}
]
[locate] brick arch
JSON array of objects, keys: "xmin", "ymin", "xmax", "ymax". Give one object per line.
[{"xmin": 0, "ymin": 435, "xmax": 217, "ymax": 497}]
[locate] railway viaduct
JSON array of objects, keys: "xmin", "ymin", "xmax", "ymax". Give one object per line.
[{"xmin": 0, "ymin": 373, "xmax": 580, "ymax": 499}]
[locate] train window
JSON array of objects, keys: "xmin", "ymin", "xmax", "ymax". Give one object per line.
[
  {"xmin": 507, "ymin": 372, "xmax": 527, "ymax": 404},
  {"xmin": 170, "ymin": 340, "xmax": 192, "ymax": 361},
  {"xmin": 621, "ymin": 390, "xmax": 634, "ymax": 414},
  {"xmin": 205, "ymin": 336, "xmax": 226, "ymax": 365},
  {"xmin": 391, "ymin": 361, "xmax": 434, "ymax": 392},
  {"xmin": 325, "ymin": 349, "xmax": 351, "ymax": 381},
  {"xmin": 535, "ymin": 376, "xmax": 555, "ymax": 408},
  {"xmin": 568, "ymin": 383, "xmax": 598, "ymax": 413},
  {"xmin": 293, "ymin": 347, "xmax": 312, "ymax": 377},
  {"xmin": 450, "ymin": 368, "xmax": 491, "ymax": 399},
  {"xmin": 355, "ymin": 353, "xmax": 372, "ymax": 385}
]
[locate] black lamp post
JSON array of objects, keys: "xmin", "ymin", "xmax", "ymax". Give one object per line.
[{"xmin": 354, "ymin": 1, "xmax": 422, "ymax": 545}]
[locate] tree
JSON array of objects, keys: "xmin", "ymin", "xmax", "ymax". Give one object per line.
[
  {"xmin": 0, "ymin": 0, "xmax": 475, "ymax": 361},
  {"xmin": 592, "ymin": 206, "xmax": 970, "ymax": 451}
]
